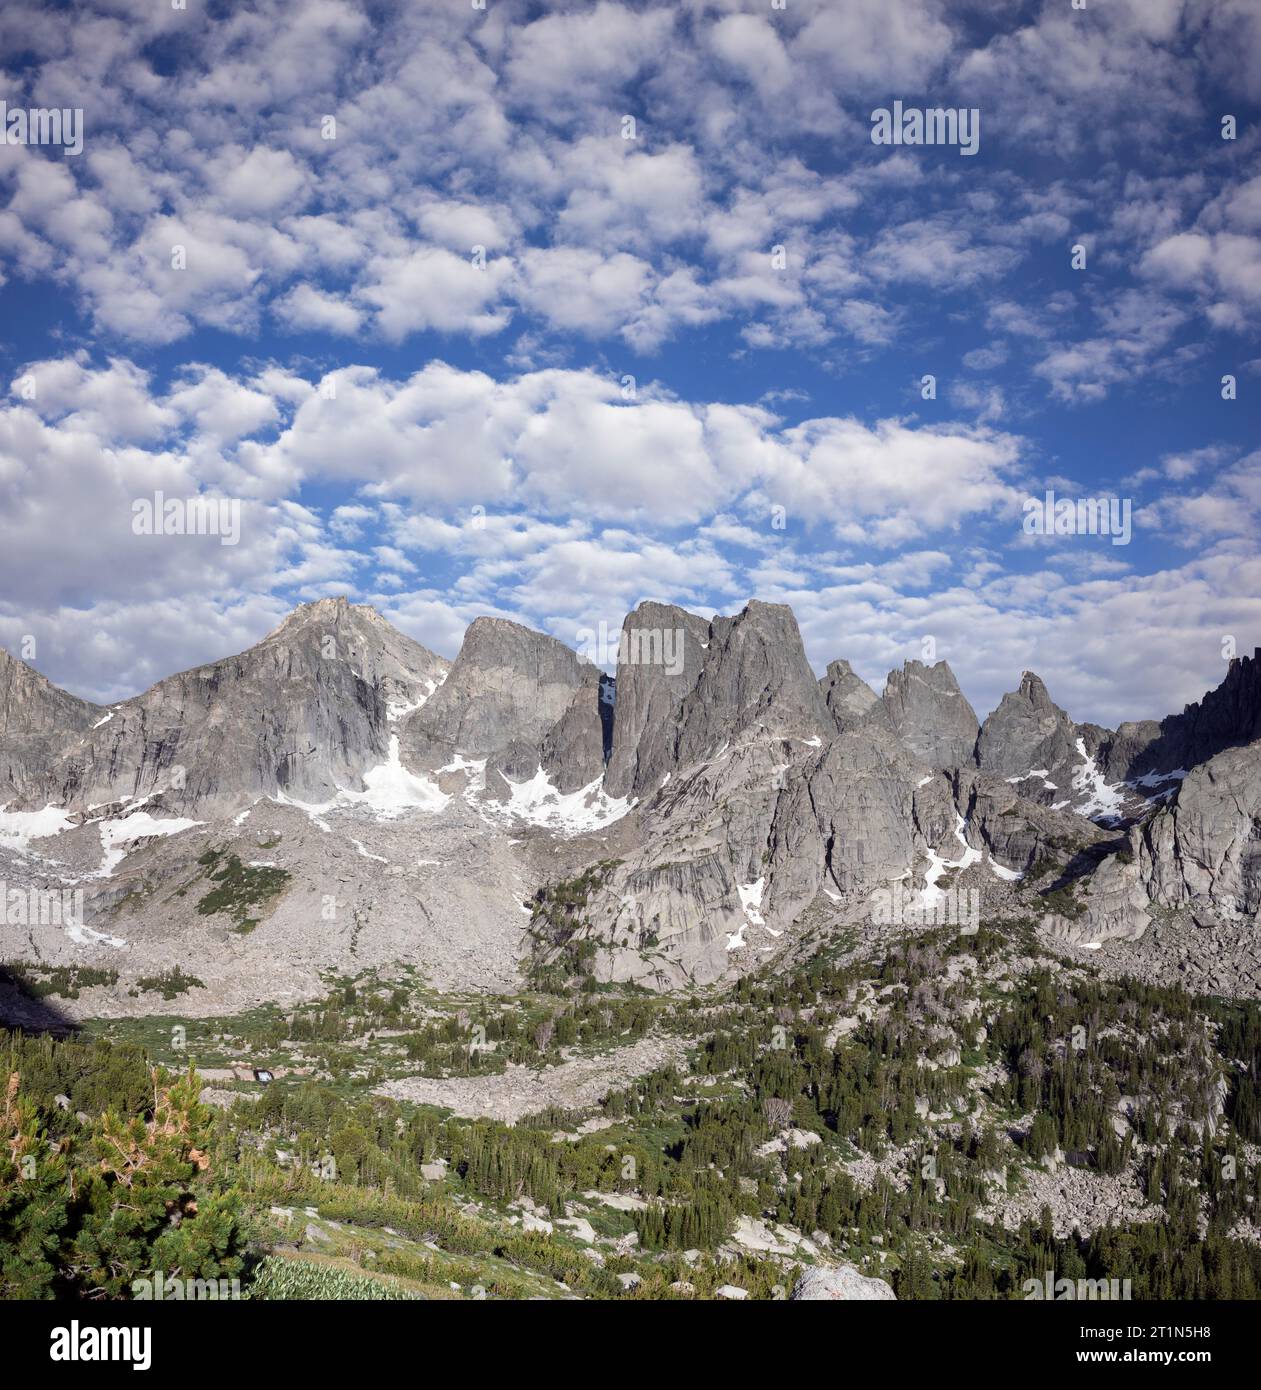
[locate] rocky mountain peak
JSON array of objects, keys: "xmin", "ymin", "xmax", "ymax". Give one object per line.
[
  {"xmin": 880, "ymin": 659, "xmax": 979, "ymax": 768},
  {"xmin": 1017, "ymin": 670, "xmax": 1054, "ymax": 707},
  {"xmin": 402, "ymin": 614, "xmax": 604, "ymax": 789},
  {"xmin": 603, "ymin": 601, "xmax": 710, "ymax": 800},
  {"xmin": 673, "ymin": 600, "xmax": 832, "ymax": 766},
  {"xmin": 0, "ymin": 645, "xmax": 102, "ymax": 737},
  {"xmin": 975, "ymin": 668, "xmax": 1078, "ymax": 781},
  {"xmin": 819, "ymin": 657, "xmax": 887, "ymax": 734}
]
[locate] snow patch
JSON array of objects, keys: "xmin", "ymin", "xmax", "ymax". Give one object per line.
[
  {"xmin": 91, "ymin": 712, "xmax": 114, "ymax": 729},
  {"xmin": 1071, "ymin": 737, "xmax": 1126, "ymax": 823},
  {"xmin": 486, "ymin": 768, "xmax": 631, "ymax": 837},
  {"xmin": 273, "ymin": 790, "xmax": 333, "ymax": 832},
  {"xmin": 95, "ymin": 812, "xmax": 203, "ymax": 878},
  {"xmin": 439, "ymin": 754, "xmax": 488, "ymax": 794},
  {"xmin": 918, "ymin": 815, "xmax": 981, "ymax": 909},
  {"xmin": 357, "ymin": 736, "xmax": 450, "ymax": 816},
  {"xmin": 737, "ymin": 878, "xmax": 766, "ymax": 927},
  {"xmin": 1130, "ymin": 767, "xmax": 1188, "ymax": 790},
  {"xmin": 387, "ymin": 672, "xmax": 445, "ymax": 722},
  {"xmin": 0, "ymin": 804, "xmax": 77, "ymax": 853},
  {"xmin": 66, "ymin": 922, "xmax": 127, "ymax": 949},
  {"xmin": 274, "ymin": 737, "xmax": 449, "ymax": 828}
]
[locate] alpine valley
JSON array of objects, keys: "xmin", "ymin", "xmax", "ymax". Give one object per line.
[{"xmin": 3, "ymin": 597, "xmax": 1261, "ymax": 1301}]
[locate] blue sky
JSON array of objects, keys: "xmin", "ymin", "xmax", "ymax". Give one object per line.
[{"xmin": 1, "ymin": 0, "xmax": 1259, "ymax": 728}]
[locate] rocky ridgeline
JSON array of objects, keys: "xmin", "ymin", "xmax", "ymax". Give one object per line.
[
  {"xmin": 0, "ymin": 598, "xmax": 1258, "ymax": 1000},
  {"xmin": 2, "ymin": 598, "xmax": 450, "ymax": 818}
]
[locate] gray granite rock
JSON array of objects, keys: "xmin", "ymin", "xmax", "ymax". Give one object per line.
[
  {"xmin": 881, "ymin": 659, "xmax": 979, "ymax": 768},
  {"xmin": 6, "ymin": 598, "xmax": 448, "ymax": 817},
  {"xmin": 976, "ymin": 671, "xmax": 1079, "ymax": 778},
  {"xmin": 819, "ymin": 658, "xmax": 890, "ymax": 735},
  {"xmin": 791, "ymin": 1265, "xmax": 896, "ymax": 1300},
  {"xmin": 603, "ymin": 602, "xmax": 709, "ymax": 799}
]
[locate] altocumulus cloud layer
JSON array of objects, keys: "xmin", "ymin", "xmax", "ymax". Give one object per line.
[{"xmin": 0, "ymin": 0, "xmax": 1259, "ymax": 725}]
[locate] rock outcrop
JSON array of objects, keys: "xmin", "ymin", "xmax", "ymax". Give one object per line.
[
  {"xmin": 819, "ymin": 658, "xmax": 890, "ymax": 735},
  {"xmin": 0, "ymin": 646, "xmax": 104, "ymax": 802},
  {"xmin": 673, "ymin": 601, "xmax": 832, "ymax": 766},
  {"xmin": 791, "ymin": 1265, "xmax": 896, "ymax": 1300},
  {"xmin": 881, "ymin": 660, "xmax": 979, "ymax": 768},
  {"xmin": 402, "ymin": 615, "xmax": 607, "ymax": 793},
  {"xmin": 5, "ymin": 598, "xmax": 449, "ymax": 817},
  {"xmin": 976, "ymin": 671, "xmax": 1079, "ymax": 779},
  {"xmin": 1101, "ymin": 648, "xmax": 1261, "ymax": 780},
  {"xmin": 1136, "ymin": 743, "xmax": 1261, "ymax": 919},
  {"xmin": 603, "ymin": 602, "xmax": 710, "ymax": 799}
]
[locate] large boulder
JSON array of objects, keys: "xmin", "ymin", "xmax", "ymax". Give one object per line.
[{"xmin": 791, "ymin": 1265, "xmax": 896, "ymax": 1300}]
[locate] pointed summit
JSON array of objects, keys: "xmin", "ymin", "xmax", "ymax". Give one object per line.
[
  {"xmin": 604, "ymin": 601, "xmax": 709, "ymax": 800},
  {"xmin": 880, "ymin": 659, "xmax": 979, "ymax": 768},
  {"xmin": 819, "ymin": 658, "xmax": 888, "ymax": 734},
  {"xmin": 976, "ymin": 669, "xmax": 1078, "ymax": 778},
  {"xmin": 673, "ymin": 600, "xmax": 832, "ymax": 767},
  {"xmin": 4, "ymin": 600, "xmax": 448, "ymax": 815},
  {"xmin": 403, "ymin": 615, "xmax": 606, "ymax": 791}
]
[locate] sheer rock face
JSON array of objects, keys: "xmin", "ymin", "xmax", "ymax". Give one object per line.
[
  {"xmin": 976, "ymin": 672, "xmax": 1079, "ymax": 778},
  {"xmin": 1136, "ymin": 744, "xmax": 1261, "ymax": 918},
  {"xmin": 401, "ymin": 616, "xmax": 605, "ymax": 791},
  {"xmin": 973, "ymin": 672, "xmax": 1119, "ymax": 817},
  {"xmin": 881, "ymin": 660, "xmax": 979, "ymax": 768},
  {"xmin": 604, "ymin": 600, "xmax": 831, "ymax": 802},
  {"xmin": 1101, "ymin": 648, "xmax": 1261, "ymax": 780},
  {"xmin": 537, "ymin": 670, "xmax": 610, "ymax": 793},
  {"xmin": 603, "ymin": 602, "xmax": 710, "ymax": 800},
  {"xmin": 5, "ymin": 598, "xmax": 449, "ymax": 817},
  {"xmin": 577, "ymin": 720, "xmax": 1075, "ymax": 990},
  {"xmin": 0, "ymin": 648, "xmax": 102, "ymax": 736},
  {"xmin": 0, "ymin": 648, "xmax": 104, "ymax": 802},
  {"xmin": 673, "ymin": 601, "xmax": 833, "ymax": 765},
  {"xmin": 819, "ymin": 659, "xmax": 890, "ymax": 735},
  {"xmin": 778, "ymin": 726, "xmax": 930, "ymax": 900}
]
